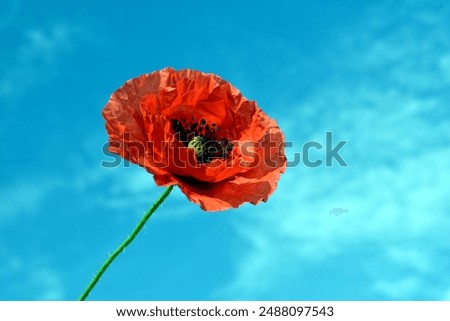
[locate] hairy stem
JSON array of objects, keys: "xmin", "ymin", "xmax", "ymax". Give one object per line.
[{"xmin": 79, "ymin": 185, "xmax": 174, "ymax": 300}]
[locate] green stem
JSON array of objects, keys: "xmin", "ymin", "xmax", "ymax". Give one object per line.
[{"xmin": 79, "ymin": 185, "xmax": 174, "ymax": 301}]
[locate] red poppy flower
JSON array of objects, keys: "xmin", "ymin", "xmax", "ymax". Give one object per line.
[{"xmin": 102, "ymin": 68, "xmax": 286, "ymax": 211}]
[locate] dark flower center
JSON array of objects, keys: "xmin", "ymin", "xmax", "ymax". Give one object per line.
[{"xmin": 171, "ymin": 117, "xmax": 233, "ymax": 163}]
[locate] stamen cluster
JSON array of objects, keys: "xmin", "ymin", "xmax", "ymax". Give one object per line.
[{"xmin": 171, "ymin": 117, "xmax": 233, "ymax": 163}]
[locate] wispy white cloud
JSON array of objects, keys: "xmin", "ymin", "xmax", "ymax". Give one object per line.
[
  {"xmin": 0, "ymin": 248, "xmax": 65, "ymax": 300},
  {"xmin": 70, "ymin": 156, "xmax": 198, "ymax": 220},
  {"xmin": 0, "ymin": 22, "xmax": 79, "ymax": 100},
  {"xmin": 373, "ymin": 277, "xmax": 422, "ymax": 300},
  {"xmin": 216, "ymin": 1, "xmax": 450, "ymax": 300},
  {"xmin": 32, "ymin": 267, "xmax": 65, "ymax": 300},
  {"xmin": 0, "ymin": 176, "xmax": 66, "ymax": 299},
  {"xmin": 442, "ymin": 288, "xmax": 450, "ymax": 300},
  {"xmin": 0, "ymin": 178, "xmax": 62, "ymax": 225}
]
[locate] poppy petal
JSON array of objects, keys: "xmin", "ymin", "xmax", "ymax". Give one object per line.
[{"xmin": 102, "ymin": 68, "xmax": 287, "ymax": 211}]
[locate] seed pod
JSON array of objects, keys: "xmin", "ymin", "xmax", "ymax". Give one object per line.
[{"xmin": 187, "ymin": 136, "xmax": 206, "ymax": 158}]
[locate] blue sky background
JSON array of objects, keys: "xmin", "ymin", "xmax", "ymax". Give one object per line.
[{"xmin": 1, "ymin": 0, "xmax": 450, "ymax": 300}]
